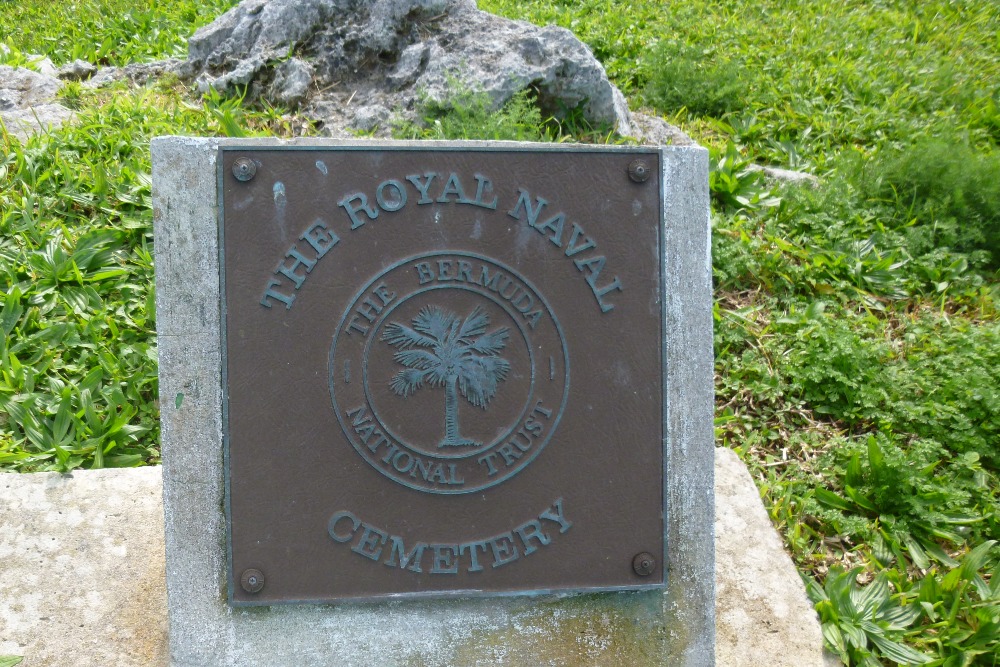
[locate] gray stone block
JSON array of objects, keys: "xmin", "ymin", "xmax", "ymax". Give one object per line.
[
  {"xmin": 0, "ymin": 450, "xmax": 836, "ymax": 666},
  {"xmin": 715, "ymin": 448, "xmax": 840, "ymax": 667},
  {"xmin": 662, "ymin": 140, "xmax": 715, "ymax": 665}
]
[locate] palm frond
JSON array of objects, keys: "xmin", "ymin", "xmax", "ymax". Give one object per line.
[
  {"xmin": 389, "ymin": 368, "xmax": 427, "ymax": 397},
  {"xmin": 393, "ymin": 348, "xmax": 440, "ymax": 371},
  {"xmin": 469, "ymin": 327, "xmax": 510, "ymax": 355},
  {"xmin": 412, "ymin": 306, "xmax": 455, "ymax": 341},
  {"xmin": 381, "ymin": 322, "xmax": 437, "ymax": 349},
  {"xmin": 458, "ymin": 355, "xmax": 511, "ymax": 408},
  {"xmin": 457, "ymin": 305, "xmax": 489, "ymax": 340}
]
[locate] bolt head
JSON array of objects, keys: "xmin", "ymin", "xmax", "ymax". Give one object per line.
[
  {"xmin": 632, "ymin": 552, "xmax": 656, "ymax": 576},
  {"xmin": 232, "ymin": 157, "xmax": 257, "ymax": 182},
  {"xmin": 240, "ymin": 568, "xmax": 265, "ymax": 593},
  {"xmin": 627, "ymin": 159, "xmax": 651, "ymax": 183}
]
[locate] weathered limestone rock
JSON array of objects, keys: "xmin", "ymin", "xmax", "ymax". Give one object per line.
[
  {"xmin": 83, "ymin": 59, "xmax": 183, "ymax": 89},
  {"xmin": 631, "ymin": 111, "xmax": 695, "ymax": 146},
  {"xmin": 715, "ymin": 447, "xmax": 840, "ymax": 667},
  {"xmin": 348, "ymin": 103, "xmax": 390, "ymax": 132},
  {"xmin": 747, "ymin": 163, "xmax": 820, "ymax": 186},
  {"xmin": 0, "ymin": 47, "xmax": 56, "ymax": 77},
  {"xmin": 0, "ymin": 65, "xmax": 62, "ymax": 108},
  {"xmin": 56, "ymin": 59, "xmax": 98, "ymax": 81},
  {"xmin": 0, "ymin": 449, "xmax": 834, "ymax": 666},
  {"xmin": 183, "ymin": 0, "xmax": 637, "ymax": 136},
  {"xmin": 0, "ymin": 65, "xmax": 75, "ymax": 140},
  {"xmin": 28, "ymin": 56, "xmax": 58, "ymax": 79},
  {"xmin": 268, "ymin": 57, "xmax": 314, "ymax": 107},
  {"xmin": 0, "ymin": 104, "xmax": 77, "ymax": 141}
]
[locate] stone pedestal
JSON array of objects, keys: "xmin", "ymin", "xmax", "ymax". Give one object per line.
[{"xmin": 148, "ymin": 137, "xmax": 716, "ymax": 665}]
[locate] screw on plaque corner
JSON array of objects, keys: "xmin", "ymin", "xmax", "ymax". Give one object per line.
[
  {"xmin": 240, "ymin": 568, "xmax": 265, "ymax": 593},
  {"xmin": 632, "ymin": 552, "xmax": 656, "ymax": 576},
  {"xmin": 627, "ymin": 159, "xmax": 650, "ymax": 183},
  {"xmin": 232, "ymin": 157, "xmax": 257, "ymax": 182}
]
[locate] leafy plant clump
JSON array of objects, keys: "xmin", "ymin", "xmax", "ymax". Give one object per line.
[
  {"xmin": 811, "ymin": 543, "xmax": 1000, "ymax": 667},
  {"xmin": 643, "ymin": 42, "xmax": 750, "ymax": 117},
  {"xmin": 862, "ymin": 138, "xmax": 1000, "ymax": 268},
  {"xmin": 0, "ymin": 79, "xmax": 296, "ymax": 471},
  {"xmin": 395, "ymin": 86, "xmax": 617, "ymax": 144},
  {"xmin": 395, "ymin": 88, "xmax": 551, "ymax": 142}
]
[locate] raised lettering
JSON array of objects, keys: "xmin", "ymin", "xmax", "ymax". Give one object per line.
[
  {"xmin": 539, "ymin": 497, "xmax": 572, "ymax": 533},
  {"xmin": 299, "ymin": 220, "xmax": 339, "ymax": 259},
  {"xmin": 459, "ymin": 541, "xmax": 488, "ymax": 572},
  {"xmin": 436, "ymin": 172, "xmax": 471, "ymax": 204},
  {"xmin": 523, "ymin": 417, "xmax": 544, "ymax": 436},
  {"xmin": 346, "ymin": 316, "xmax": 369, "ymax": 336},
  {"xmin": 405, "ymin": 172, "xmax": 438, "ymax": 204},
  {"xmin": 478, "ymin": 265, "xmax": 504, "ymax": 292},
  {"xmin": 532, "ymin": 400, "xmax": 553, "ymax": 419},
  {"xmin": 507, "ymin": 188, "xmax": 548, "ymax": 226},
  {"xmin": 375, "ymin": 179, "xmax": 407, "ymax": 212},
  {"xmin": 384, "ymin": 536, "xmax": 426, "ymax": 573},
  {"xmin": 351, "ymin": 524, "xmax": 387, "ymax": 560},
  {"xmin": 346, "ymin": 405, "xmax": 370, "ymax": 426},
  {"xmin": 428, "ymin": 463, "xmax": 448, "ymax": 484},
  {"xmin": 374, "ymin": 283, "xmax": 395, "ymax": 305},
  {"xmin": 415, "ymin": 262, "xmax": 434, "ymax": 284},
  {"xmin": 275, "ymin": 246, "xmax": 316, "ymax": 289},
  {"xmin": 471, "ymin": 173, "xmax": 498, "ymax": 209},
  {"xmin": 534, "ymin": 213, "xmax": 565, "ymax": 247},
  {"xmin": 496, "ymin": 442, "xmax": 522, "ymax": 466},
  {"xmin": 328, "ymin": 511, "xmax": 360, "ymax": 543},
  {"xmin": 564, "ymin": 223, "xmax": 597, "ymax": 257},
  {"xmin": 456, "ymin": 260, "xmax": 474, "ymax": 283},
  {"xmin": 366, "ymin": 432, "xmax": 391, "ymax": 455},
  {"xmin": 410, "ymin": 457, "xmax": 432, "ymax": 482},
  {"xmin": 429, "ymin": 544, "xmax": 460, "ymax": 574},
  {"xmin": 488, "ymin": 533, "xmax": 520, "ymax": 568},
  {"xmin": 380, "ymin": 442, "xmax": 401, "ymax": 464},
  {"xmin": 592, "ymin": 276, "xmax": 623, "ymax": 313},
  {"xmin": 514, "ymin": 520, "xmax": 551, "ymax": 556},
  {"xmin": 391, "ymin": 450, "xmax": 414, "ymax": 473},
  {"xmin": 478, "ymin": 451, "xmax": 500, "ymax": 476},
  {"xmin": 355, "ymin": 422, "xmax": 376, "ymax": 444},
  {"xmin": 338, "ymin": 192, "xmax": 378, "ymax": 229},
  {"xmin": 260, "ymin": 279, "xmax": 295, "ymax": 309}
]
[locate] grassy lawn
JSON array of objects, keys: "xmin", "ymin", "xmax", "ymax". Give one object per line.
[{"xmin": 2, "ymin": 0, "xmax": 999, "ymax": 663}]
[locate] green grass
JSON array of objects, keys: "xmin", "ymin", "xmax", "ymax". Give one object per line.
[
  {"xmin": 483, "ymin": 0, "xmax": 1000, "ymax": 165},
  {"xmin": 0, "ymin": 0, "xmax": 239, "ymax": 67},
  {"xmin": 0, "ymin": 79, "xmax": 295, "ymax": 470},
  {"xmin": 3, "ymin": 0, "xmax": 1000, "ymax": 664}
]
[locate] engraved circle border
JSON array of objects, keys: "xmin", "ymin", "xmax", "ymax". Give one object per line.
[{"xmin": 328, "ymin": 251, "xmax": 571, "ymax": 494}]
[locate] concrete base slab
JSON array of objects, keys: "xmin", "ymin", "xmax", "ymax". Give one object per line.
[
  {"xmin": 0, "ymin": 467, "xmax": 167, "ymax": 667},
  {"xmin": 0, "ymin": 449, "xmax": 835, "ymax": 666}
]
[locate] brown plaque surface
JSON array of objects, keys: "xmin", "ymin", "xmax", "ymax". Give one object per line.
[{"xmin": 220, "ymin": 145, "xmax": 665, "ymax": 604}]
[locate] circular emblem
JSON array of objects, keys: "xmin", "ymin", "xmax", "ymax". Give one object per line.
[{"xmin": 329, "ymin": 251, "xmax": 569, "ymax": 494}]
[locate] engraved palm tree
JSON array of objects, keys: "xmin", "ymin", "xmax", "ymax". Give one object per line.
[{"xmin": 381, "ymin": 305, "xmax": 510, "ymax": 448}]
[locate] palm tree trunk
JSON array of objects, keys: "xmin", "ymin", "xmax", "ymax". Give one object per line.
[{"xmin": 442, "ymin": 374, "xmax": 460, "ymax": 446}]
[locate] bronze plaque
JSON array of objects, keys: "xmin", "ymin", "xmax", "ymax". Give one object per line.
[{"xmin": 221, "ymin": 145, "xmax": 666, "ymax": 604}]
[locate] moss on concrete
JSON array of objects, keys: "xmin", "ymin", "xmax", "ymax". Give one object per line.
[{"xmin": 448, "ymin": 592, "xmax": 667, "ymax": 666}]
